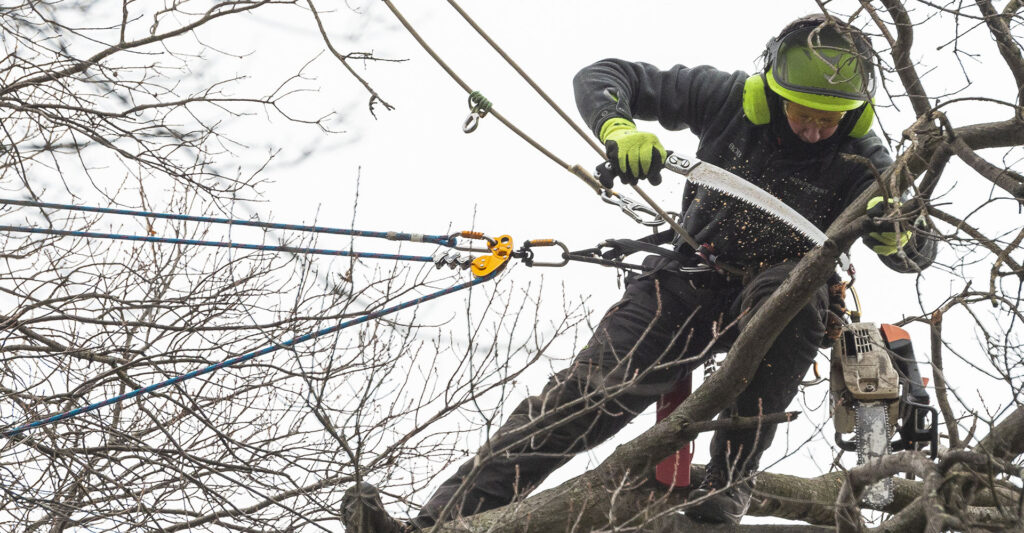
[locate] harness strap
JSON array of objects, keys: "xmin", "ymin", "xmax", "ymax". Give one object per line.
[{"xmin": 599, "ymin": 228, "xmax": 676, "ymax": 258}]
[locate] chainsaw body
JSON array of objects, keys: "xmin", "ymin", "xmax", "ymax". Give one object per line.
[{"xmin": 830, "ymin": 322, "xmax": 939, "ymax": 509}]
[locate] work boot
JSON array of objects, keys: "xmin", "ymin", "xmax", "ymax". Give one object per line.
[
  {"xmin": 683, "ymin": 467, "xmax": 754, "ymax": 524},
  {"xmin": 341, "ymin": 482, "xmax": 415, "ymax": 533}
]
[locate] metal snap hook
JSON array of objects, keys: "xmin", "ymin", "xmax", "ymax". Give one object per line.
[{"xmin": 463, "ymin": 112, "xmax": 480, "ymax": 133}]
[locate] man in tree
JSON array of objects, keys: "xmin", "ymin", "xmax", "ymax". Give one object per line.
[{"xmin": 342, "ymin": 14, "xmax": 935, "ymax": 531}]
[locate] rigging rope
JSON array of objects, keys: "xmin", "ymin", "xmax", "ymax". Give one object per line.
[
  {"xmin": 0, "ymin": 225, "xmax": 445, "ymax": 263},
  {"xmin": 0, "ymin": 198, "xmax": 456, "ymax": 246},
  {"xmin": 380, "ymin": 0, "xmax": 582, "ymax": 181},
  {"xmin": 0, "ymin": 200, "xmax": 520, "ymax": 438}
]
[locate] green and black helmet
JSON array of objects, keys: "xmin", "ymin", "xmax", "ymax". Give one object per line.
[
  {"xmin": 765, "ymin": 15, "xmax": 876, "ymax": 111},
  {"xmin": 742, "ymin": 14, "xmax": 879, "ymax": 137}
]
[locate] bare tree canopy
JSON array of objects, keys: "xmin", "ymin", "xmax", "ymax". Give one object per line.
[{"xmin": 1, "ymin": 1, "xmax": 1023, "ymax": 532}]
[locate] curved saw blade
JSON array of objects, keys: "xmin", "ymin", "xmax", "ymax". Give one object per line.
[
  {"xmin": 665, "ymin": 153, "xmax": 826, "ymax": 244},
  {"xmin": 664, "ymin": 153, "xmax": 851, "ymax": 270}
]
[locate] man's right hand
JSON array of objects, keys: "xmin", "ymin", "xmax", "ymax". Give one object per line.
[{"xmin": 599, "ymin": 118, "xmax": 666, "ymax": 188}]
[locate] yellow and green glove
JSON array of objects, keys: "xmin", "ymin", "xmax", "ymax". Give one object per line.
[
  {"xmin": 598, "ymin": 118, "xmax": 667, "ymax": 188},
  {"xmin": 863, "ymin": 196, "xmax": 912, "ymax": 256}
]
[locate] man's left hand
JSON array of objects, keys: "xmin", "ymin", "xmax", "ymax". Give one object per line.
[
  {"xmin": 598, "ymin": 118, "xmax": 666, "ymax": 188},
  {"xmin": 863, "ymin": 196, "xmax": 912, "ymax": 256}
]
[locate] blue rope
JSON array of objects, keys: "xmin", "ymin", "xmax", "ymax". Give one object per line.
[
  {"xmin": 0, "ymin": 225, "xmax": 438, "ymax": 263},
  {"xmin": 0, "ymin": 198, "xmax": 457, "ymax": 247},
  {"xmin": 2, "ymin": 272, "xmax": 497, "ymax": 438}
]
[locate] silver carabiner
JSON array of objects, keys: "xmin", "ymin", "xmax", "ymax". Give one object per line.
[
  {"xmin": 599, "ymin": 190, "xmax": 665, "ymax": 226},
  {"xmin": 463, "ymin": 112, "xmax": 481, "ymax": 134},
  {"xmin": 633, "ymin": 204, "xmax": 665, "ymax": 227}
]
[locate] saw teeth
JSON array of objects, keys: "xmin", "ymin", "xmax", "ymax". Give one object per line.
[{"xmin": 702, "ymin": 184, "xmax": 818, "ymax": 242}]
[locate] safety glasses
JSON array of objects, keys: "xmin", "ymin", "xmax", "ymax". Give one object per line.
[{"xmin": 783, "ymin": 100, "xmax": 846, "ymax": 129}]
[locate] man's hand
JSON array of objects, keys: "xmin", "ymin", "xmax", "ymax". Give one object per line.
[
  {"xmin": 863, "ymin": 196, "xmax": 912, "ymax": 256},
  {"xmin": 599, "ymin": 118, "xmax": 666, "ymax": 188}
]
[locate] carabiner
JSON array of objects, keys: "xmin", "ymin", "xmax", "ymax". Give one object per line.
[
  {"xmin": 599, "ymin": 190, "xmax": 665, "ymax": 226},
  {"xmin": 463, "ymin": 112, "xmax": 481, "ymax": 134},
  {"xmin": 517, "ymin": 239, "xmax": 569, "ymax": 268},
  {"xmin": 449, "ymin": 231, "xmax": 495, "ymax": 253}
]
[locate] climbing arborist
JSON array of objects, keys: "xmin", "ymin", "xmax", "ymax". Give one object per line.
[{"xmin": 342, "ymin": 14, "xmax": 936, "ymax": 531}]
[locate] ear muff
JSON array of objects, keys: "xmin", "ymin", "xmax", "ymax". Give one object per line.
[
  {"xmin": 742, "ymin": 74, "xmax": 771, "ymax": 125},
  {"xmin": 744, "ymin": 73, "xmax": 876, "ymax": 137},
  {"xmin": 849, "ymin": 101, "xmax": 874, "ymax": 138}
]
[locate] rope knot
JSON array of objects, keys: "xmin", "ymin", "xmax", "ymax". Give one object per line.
[{"xmin": 463, "ymin": 91, "xmax": 493, "ymax": 133}]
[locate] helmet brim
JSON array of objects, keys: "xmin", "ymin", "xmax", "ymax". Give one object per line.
[{"xmin": 767, "ymin": 68, "xmax": 868, "ymax": 112}]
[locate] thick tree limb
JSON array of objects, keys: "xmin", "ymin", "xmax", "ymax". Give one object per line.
[
  {"xmin": 428, "ymin": 414, "xmax": 799, "ymax": 533},
  {"xmin": 958, "ymin": 119, "xmax": 1024, "ymax": 150}
]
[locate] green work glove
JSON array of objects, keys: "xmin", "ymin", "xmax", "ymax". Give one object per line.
[
  {"xmin": 599, "ymin": 118, "xmax": 667, "ymax": 188},
  {"xmin": 863, "ymin": 196, "xmax": 912, "ymax": 256}
]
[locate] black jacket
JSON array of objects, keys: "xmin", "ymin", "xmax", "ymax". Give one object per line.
[{"xmin": 574, "ymin": 59, "xmax": 933, "ymax": 271}]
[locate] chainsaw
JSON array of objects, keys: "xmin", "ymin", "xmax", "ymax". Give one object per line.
[{"xmin": 830, "ymin": 322, "xmax": 939, "ymax": 509}]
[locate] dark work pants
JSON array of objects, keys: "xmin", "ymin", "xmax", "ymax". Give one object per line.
[{"xmin": 417, "ymin": 259, "xmax": 828, "ymax": 524}]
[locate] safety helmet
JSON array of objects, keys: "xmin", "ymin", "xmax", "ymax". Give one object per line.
[{"xmin": 764, "ymin": 16, "xmax": 876, "ymax": 112}]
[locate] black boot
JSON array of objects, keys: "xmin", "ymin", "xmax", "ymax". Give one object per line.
[
  {"xmin": 683, "ymin": 466, "xmax": 754, "ymax": 524},
  {"xmin": 341, "ymin": 482, "xmax": 416, "ymax": 533}
]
